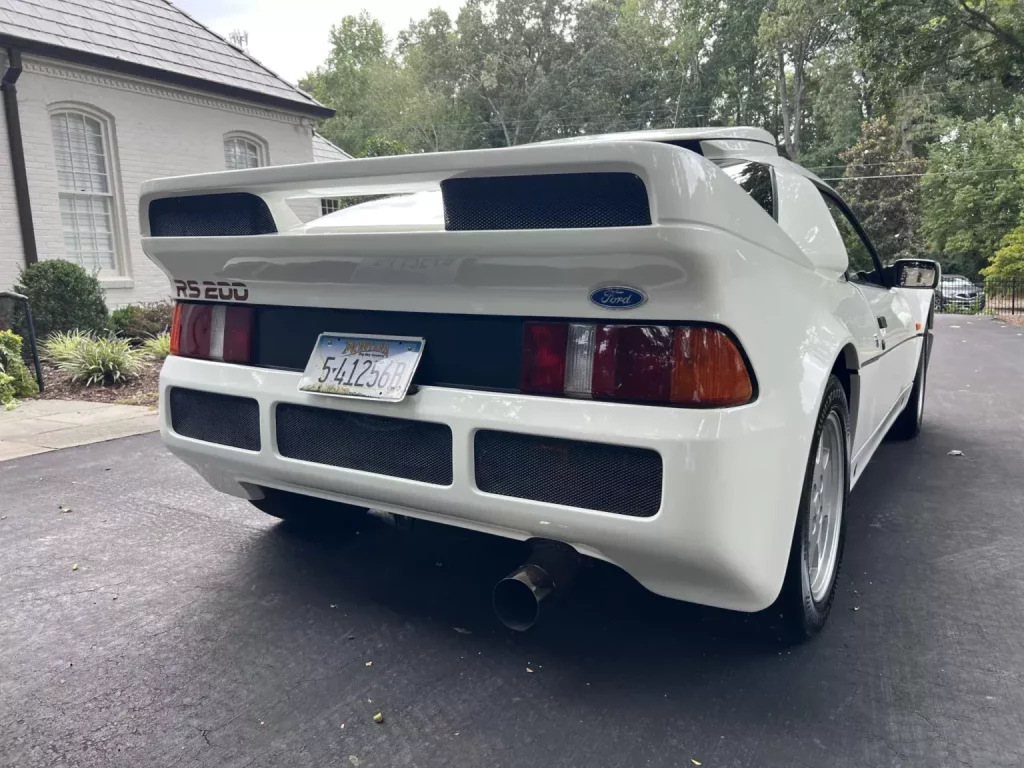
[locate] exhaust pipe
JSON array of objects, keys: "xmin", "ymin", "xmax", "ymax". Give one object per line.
[{"xmin": 493, "ymin": 540, "xmax": 581, "ymax": 631}]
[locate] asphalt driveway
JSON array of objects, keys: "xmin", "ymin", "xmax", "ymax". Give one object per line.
[{"xmin": 1, "ymin": 315, "xmax": 1022, "ymax": 768}]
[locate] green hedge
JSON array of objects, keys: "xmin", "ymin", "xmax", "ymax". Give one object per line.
[{"xmin": 0, "ymin": 330, "xmax": 38, "ymax": 403}]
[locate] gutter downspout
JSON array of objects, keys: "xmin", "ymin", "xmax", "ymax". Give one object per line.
[{"xmin": 2, "ymin": 48, "xmax": 38, "ymax": 266}]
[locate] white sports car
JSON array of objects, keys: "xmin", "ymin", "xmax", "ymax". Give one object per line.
[{"xmin": 140, "ymin": 127, "xmax": 938, "ymax": 638}]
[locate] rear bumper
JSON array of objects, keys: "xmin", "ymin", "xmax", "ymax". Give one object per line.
[{"xmin": 158, "ymin": 355, "xmax": 807, "ymax": 612}]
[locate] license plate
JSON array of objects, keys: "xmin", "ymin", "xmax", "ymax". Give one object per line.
[{"xmin": 298, "ymin": 333, "xmax": 425, "ymax": 402}]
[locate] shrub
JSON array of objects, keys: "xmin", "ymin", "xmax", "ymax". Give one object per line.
[
  {"xmin": 111, "ymin": 302, "xmax": 173, "ymax": 340},
  {"xmin": 981, "ymin": 226, "xmax": 1024, "ymax": 279},
  {"xmin": 42, "ymin": 330, "xmax": 92, "ymax": 364},
  {"xmin": 13, "ymin": 261, "xmax": 108, "ymax": 340},
  {"xmin": 0, "ymin": 330, "xmax": 38, "ymax": 398},
  {"xmin": 52, "ymin": 335, "xmax": 143, "ymax": 387},
  {"xmin": 142, "ymin": 332, "xmax": 171, "ymax": 360},
  {"xmin": 0, "ymin": 372, "xmax": 15, "ymax": 407}
]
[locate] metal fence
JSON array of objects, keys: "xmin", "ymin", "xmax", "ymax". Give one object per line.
[{"xmin": 934, "ymin": 277, "xmax": 1022, "ymax": 316}]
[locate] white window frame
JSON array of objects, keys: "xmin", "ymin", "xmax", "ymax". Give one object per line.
[
  {"xmin": 321, "ymin": 198, "xmax": 345, "ymax": 216},
  {"xmin": 49, "ymin": 104, "xmax": 131, "ymax": 282},
  {"xmin": 223, "ymin": 131, "xmax": 268, "ymax": 170}
]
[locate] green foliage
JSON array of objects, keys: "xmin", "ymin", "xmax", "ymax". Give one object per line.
[
  {"xmin": 982, "ymin": 225, "xmax": 1024, "ymax": 278},
  {"xmin": 0, "ymin": 372, "xmax": 15, "ymax": 407},
  {"xmin": 923, "ymin": 103, "xmax": 1024, "ymax": 276},
  {"xmin": 42, "ymin": 329, "xmax": 92, "ymax": 364},
  {"xmin": 0, "ymin": 330, "xmax": 38, "ymax": 398},
  {"xmin": 50, "ymin": 334, "xmax": 142, "ymax": 387},
  {"xmin": 837, "ymin": 117, "xmax": 926, "ymax": 261},
  {"xmin": 13, "ymin": 260, "xmax": 108, "ymax": 340},
  {"xmin": 142, "ymin": 332, "xmax": 171, "ymax": 360},
  {"xmin": 111, "ymin": 302, "xmax": 173, "ymax": 340},
  {"xmin": 359, "ymin": 136, "xmax": 408, "ymax": 157}
]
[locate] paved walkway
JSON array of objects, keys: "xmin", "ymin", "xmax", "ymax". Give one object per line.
[{"xmin": 0, "ymin": 399, "xmax": 158, "ymax": 461}]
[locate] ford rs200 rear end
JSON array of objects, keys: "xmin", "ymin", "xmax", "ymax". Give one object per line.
[{"xmin": 140, "ymin": 138, "xmax": 820, "ymax": 615}]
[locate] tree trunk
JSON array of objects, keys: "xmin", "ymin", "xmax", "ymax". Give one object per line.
[
  {"xmin": 791, "ymin": 44, "xmax": 804, "ymax": 159},
  {"xmin": 777, "ymin": 50, "xmax": 792, "ymax": 156}
]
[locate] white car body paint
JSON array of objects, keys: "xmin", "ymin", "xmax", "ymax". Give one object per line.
[{"xmin": 139, "ymin": 130, "xmax": 934, "ymax": 613}]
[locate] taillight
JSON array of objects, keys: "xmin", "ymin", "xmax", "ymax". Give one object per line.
[
  {"xmin": 522, "ymin": 322, "xmax": 753, "ymax": 407},
  {"xmin": 170, "ymin": 303, "xmax": 253, "ymax": 363}
]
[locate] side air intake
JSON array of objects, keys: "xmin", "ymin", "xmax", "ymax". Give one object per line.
[
  {"xmin": 440, "ymin": 172, "xmax": 651, "ymax": 231},
  {"xmin": 149, "ymin": 192, "xmax": 277, "ymax": 237}
]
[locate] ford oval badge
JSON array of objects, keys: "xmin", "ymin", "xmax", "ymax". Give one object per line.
[{"xmin": 589, "ymin": 285, "xmax": 648, "ymax": 310}]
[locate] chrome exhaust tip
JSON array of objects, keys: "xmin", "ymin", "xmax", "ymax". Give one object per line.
[{"xmin": 493, "ymin": 540, "xmax": 581, "ymax": 631}]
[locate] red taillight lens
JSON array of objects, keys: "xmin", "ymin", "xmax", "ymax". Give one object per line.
[
  {"xmin": 170, "ymin": 303, "xmax": 252, "ymax": 364},
  {"xmin": 173, "ymin": 303, "xmax": 212, "ymax": 358},
  {"xmin": 521, "ymin": 322, "xmax": 568, "ymax": 394},
  {"xmin": 522, "ymin": 322, "xmax": 753, "ymax": 407}
]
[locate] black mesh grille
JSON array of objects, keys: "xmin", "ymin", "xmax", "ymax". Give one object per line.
[
  {"xmin": 149, "ymin": 193, "xmax": 277, "ymax": 237},
  {"xmin": 441, "ymin": 173, "xmax": 651, "ymax": 231},
  {"xmin": 474, "ymin": 431, "xmax": 662, "ymax": 517},
  {"xmin": 169, "ymin": 388, "xmax": 261, "ymax": 451},
  {"xmin": 276, "ymin": 404, "xmax": 453, "ymax": 485}
]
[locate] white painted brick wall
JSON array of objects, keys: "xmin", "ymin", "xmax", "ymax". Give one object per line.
[{"xmin": 0, "ymin": 55, "xmax": 316, "ymax": 306}]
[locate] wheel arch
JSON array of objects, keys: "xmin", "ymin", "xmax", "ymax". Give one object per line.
[{"xmin": 830, "ymin": 342, "xmax": 860, "ymax": 450}]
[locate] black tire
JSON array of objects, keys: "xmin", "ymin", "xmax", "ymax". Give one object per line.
[
  {"xmin": 775, "ymin": 375, "xmax": 850, "ymax": 640},
  {"xmin": 250, "ymin": 487, "xmax": 367, "ymax": 527},
  {"xmin": 888, "ymin": 343, "xmax": 927, "ymax": 441}
]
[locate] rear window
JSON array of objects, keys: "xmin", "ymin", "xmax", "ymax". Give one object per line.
[{"xmin": 712, "ymin": 160, "xmax": 775, "ymax": 219}]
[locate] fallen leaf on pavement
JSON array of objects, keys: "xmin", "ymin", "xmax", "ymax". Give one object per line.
[
  {"xmin": 691, "ymin": 760, "xmax": 702, "ymax": 766},
  {"xmin": 453, "ymin": 627, "xmax": 472, "ymax": 635},
  {"xmin": 365, "ymin": 661, "xmax": 373, "ymax": 667},
  {"xmin": 58, "ymin": 505, "xmax": 72, "ymax": 513},
  {"xmin": 948, "ymin": 450, "xmax": 964, "ymax": 456},
  {"xmin": 373, "ymin": 712, "xmax": 384, "ymax": 724},
  {"xmin": 71, "ymin": 564, "xmax": 78, "ymax": 571},
  {"xmin": 526, "ymin": 667, "xmax": 534, "ymax": 673}
]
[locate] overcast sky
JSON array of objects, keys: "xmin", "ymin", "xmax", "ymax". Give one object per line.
[{"xmin": 175, "ymin": 0, "xmax": 467, "ymax": 84}]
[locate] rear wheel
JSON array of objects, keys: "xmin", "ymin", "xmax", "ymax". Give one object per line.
[
  {"xmin": 775, "ymin": 375, "xmax": 849, "ymax": 640},
  {"xmin": 250, "ymin": 487, "xmax": 367, "ymax": 527}
]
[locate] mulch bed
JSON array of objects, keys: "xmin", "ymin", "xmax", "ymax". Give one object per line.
[
  {"xmin": 32, "ymin": 361, "xmax": 161, "ymax": 406},
  {"xmin": 996, "ymin": 314, "xmax": 1024, "ymax": 328}
]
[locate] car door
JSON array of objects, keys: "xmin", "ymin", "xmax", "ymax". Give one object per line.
[{"xmin": 817, "ymin": 192, "xmax": 915, "ymax": 444}]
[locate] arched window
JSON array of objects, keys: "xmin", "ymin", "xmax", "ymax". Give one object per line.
[
  {"xmin": 224, "ymin": 134, "xmax": 265, "ymax": 170},
  {"xmin": 51, "ymin": 110, "xmax": 119, "ymax": 271}
]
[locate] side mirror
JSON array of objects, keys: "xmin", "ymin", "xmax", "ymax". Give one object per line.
[{"xmin": 893, "ymin": 259, "xmax": 941, "ymax": 289}]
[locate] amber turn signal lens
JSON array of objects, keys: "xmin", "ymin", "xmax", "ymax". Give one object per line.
[{"xmin": 670, "ymin": 327, "xmax": 753, "ymax": 406}]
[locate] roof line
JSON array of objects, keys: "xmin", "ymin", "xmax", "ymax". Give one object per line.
[
  {"xmin": 0, "ymin": 34, "xmax": 335, "ymax": 119},
  {"xmin": 158, "ymin": 0, "xmax": 326, "ymax": 114}
]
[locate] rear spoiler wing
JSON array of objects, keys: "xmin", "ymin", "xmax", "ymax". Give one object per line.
[{"xmin": 139, "ymin": 140, "xmax": 810, "ymax": 268}]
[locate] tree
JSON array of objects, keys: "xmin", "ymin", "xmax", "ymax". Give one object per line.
[
  {"xmin": 982, "ymin": 225, "xmax": 1024, "ymax": 277},
  {"xmin": 837, "ymin": 117, "xmax": 926, "ymax": 261},
  {"xmin": 300, "ymin": 13, "xmax": 390, "ymax": 154},
  {"xmin": 359, "ymin": 136, "xmax": 408, "ymax": 157},
  {"xmin": 922, "ymin": 104, "xmax": 1024, "ymax": 276},
  {"xmin": 757, "ymin": 0, "xmax": 844, "ymax": 158}
]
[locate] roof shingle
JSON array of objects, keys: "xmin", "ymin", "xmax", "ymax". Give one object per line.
[{"xmin": 0, "ymin": 0, "xmax": 329, "ymax": 116}]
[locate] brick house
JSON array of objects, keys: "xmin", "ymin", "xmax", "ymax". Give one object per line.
[{"xmin": 0, "ymin": 0, "xmax": 339, "ymax": 305}]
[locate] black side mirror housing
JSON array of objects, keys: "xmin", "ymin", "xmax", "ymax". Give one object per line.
[{"xmin": 892, "ymin": 259, "xmax": 941, "ymax": 289}]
